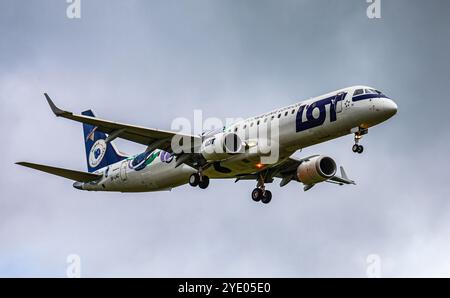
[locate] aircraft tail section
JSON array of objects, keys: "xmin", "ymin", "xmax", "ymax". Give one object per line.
[{"xmin": 82, "ymin": 110, "xmax": 127, "ymax": 172}]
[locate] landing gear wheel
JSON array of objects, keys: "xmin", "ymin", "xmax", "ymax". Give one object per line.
[
  {"xmin": 189, "ymin": 173, "xmax": 200, "ymax": 187},
  {"xmin": 251, "ymin": 188, "xmax": 263, "ymax": 202},
  {"xmin": 357, "ymin": 145, "xmax": 364, "ymax": 154},
  {"xmin": 352, "ymin": 144, "xmax": 364, "ymax": 154},
  {"xmin": 261, "ymin": 190, "xmax": 272, "ymax": 204},
  {"xmin": 198, "ymin": 176, "xmax": 210, "ymax": 189}
]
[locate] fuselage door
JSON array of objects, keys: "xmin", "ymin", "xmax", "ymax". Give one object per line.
[
  {"xmin": 335, "ymin": 92, "xmax": 345, "ymax": 113},
  {"xmin": 120, "ymin": 160, "xmax": 128, "ymax": 182}
]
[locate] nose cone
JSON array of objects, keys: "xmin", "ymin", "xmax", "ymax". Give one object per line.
[{"xmin": 383, "ymin": 99, "xmax": 398, "ymax": 118}]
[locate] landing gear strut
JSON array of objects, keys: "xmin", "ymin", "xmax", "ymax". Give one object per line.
[
  {"xmin": 352, "ymin": 128, "xmax": 368, "ymax": 154},
  {"xmin": 251, "ymin": 174, "xmax": 272, "ymax": 204}
]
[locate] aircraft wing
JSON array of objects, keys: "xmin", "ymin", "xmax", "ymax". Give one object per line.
[
  {"xmin": 16, "ymin": 162, "xmax": 102, "ymax": 182},
  {"xmin": 327, "ymin": 166, "xmax": 355, "ymax": 185},
  {"xmin": 272, "ymin": 156, "xmax": 355, "ymax": 187},
  {"xmin": 44, "ymin": 93, "xmax": 201, "ymax": 152},
  {"xmin": 235, "ymin": 155, "xmax": 355, "ymax": 188}
]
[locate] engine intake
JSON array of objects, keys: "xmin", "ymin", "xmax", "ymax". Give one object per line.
[
  {"xmin": 297, "ymin": 156, "xmax": 337, "ymax": 185},
  {"xmin": 201, "ymin": 132, "xmax": 243, "ymax": 161}
]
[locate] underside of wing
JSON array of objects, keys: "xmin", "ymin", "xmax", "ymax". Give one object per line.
[
  {"xmin": 327, "ymin": 166, "xmax": 355, "ymax": 185},
  {"xmin": 16, "ymin": 162, "xmax": 102, "ymax": 182},
  {"xmin": 234, "ymin": 155, "xmax": 355, "ymax": 189}
]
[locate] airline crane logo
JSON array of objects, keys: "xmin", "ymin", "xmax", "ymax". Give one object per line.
[{"xmin": 89, "ymin": 139, "xmax": 107, "ymax": 168}]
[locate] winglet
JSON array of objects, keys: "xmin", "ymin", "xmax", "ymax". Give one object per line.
[
  {"xmin": 340, "ymin": 166, "xmax": 348, "ymax": 180},
  {"xmin": 44, "ymin": 93, "xmax": 69, "ymax": 116},
  {"xmin": 340, "ymin": 166, "xmax": 356, "ymax": 185}
]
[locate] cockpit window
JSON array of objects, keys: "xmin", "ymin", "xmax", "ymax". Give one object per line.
[
  {"xmin": 354, "ymin": 89, "xmax": 363, "ymax": 96},
  {"xmin": 353, "ymin": 88, "xmax": 389, "ymax": 101}
]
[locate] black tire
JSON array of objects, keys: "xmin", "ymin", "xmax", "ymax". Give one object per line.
[
  {"xmin": 261, "ymin": 190, "xmax": 272, "ymax": 204},
  {"xmin": 352, "ymin": 144, "xmax": 359, "ymax": 153},
  {"xmin": 189, "ymin": 173, "xmax": 200, "ymax": 187},
  {"xmin": 251, "ymin": 188, "xmax": 263, "ymax": 202},
  {"xmin": 357, "ymin": 145, "xmax": 364, "ymax": 154},
  {"xmin": 199, "ymin": 176, "xmax": 210, "ymax": 189}
]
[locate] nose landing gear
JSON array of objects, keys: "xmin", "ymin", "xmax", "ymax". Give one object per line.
[
  {"xmin": 352, "ymin": 128, "xmax": 368, "ymax": 154},
  {"xmin": 352, "ymin": 143, "xmax": 364, "ymax": 154}
]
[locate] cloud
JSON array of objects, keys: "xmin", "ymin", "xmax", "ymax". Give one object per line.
[{"xmin": 1, "ymin": 0, "xmax": 449, "ymax": 277}]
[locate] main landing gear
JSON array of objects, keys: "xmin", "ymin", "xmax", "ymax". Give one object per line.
[
  {"xmin": 251, "ymin": 174, "xmax": 272, "ymax": 204},
  {"xmin": 251, "ymin": 188, "xmax": 272, "ymax": 204},
  {"xmin": 189, "ymin": 172, "xmax": 210, "ymax": 189},
  {"xmin": 352, "ymin": 128, "xmax": 368, "ymax": 154}
]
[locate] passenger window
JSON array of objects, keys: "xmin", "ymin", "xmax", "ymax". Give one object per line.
[
  {"xmin": 277, "ymin": 114, "xmax": 281, "ymax": 118},
  {"xmin": 291, "ymin": 109, "xmax": 295, "ymax": 114},
  {"xmin": 285, "ymin": 111, "xmax": 288, "ymax": 116}
]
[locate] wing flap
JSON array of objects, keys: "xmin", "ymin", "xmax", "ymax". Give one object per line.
[{"xmin": 16, "ymin": 162, "xmax": 102, "ymax": 182}]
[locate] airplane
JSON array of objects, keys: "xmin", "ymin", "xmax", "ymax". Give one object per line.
[{"xmin": 16, "ymin": 85, "xmax": 397, "ymax": 204}]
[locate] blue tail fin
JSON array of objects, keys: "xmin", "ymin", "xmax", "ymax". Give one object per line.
[{"xmin": 82, "ymin": 110, "xmax": 127, "ymax": 172}]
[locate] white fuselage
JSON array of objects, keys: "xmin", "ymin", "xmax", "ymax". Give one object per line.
[{"xmin": 80, "ymin": 85, "xmax": 397, "ymax": 192}]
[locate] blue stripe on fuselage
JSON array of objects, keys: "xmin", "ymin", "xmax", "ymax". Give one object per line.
[{"xmin": 352, "ymin": 93, "xmax": 389, "ymax": 102}]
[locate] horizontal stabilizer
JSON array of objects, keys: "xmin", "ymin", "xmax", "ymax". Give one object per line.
[{"xmin": 16, "ymin": 162, "xmax": 102, "ymax": 182}]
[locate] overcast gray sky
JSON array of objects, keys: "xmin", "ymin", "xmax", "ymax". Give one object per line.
[{"xmin": 1, "ymin": 0, "xmax": 450, "ymax": 277}]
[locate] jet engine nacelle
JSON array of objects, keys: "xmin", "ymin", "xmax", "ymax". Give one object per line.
[
  {"xmin": 201, "ymin": 132, "xmax": 243, "ymax": 161},
  {"xmin": 297, "ymin": 156, "xmax": 337, "ymax": 185}
]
